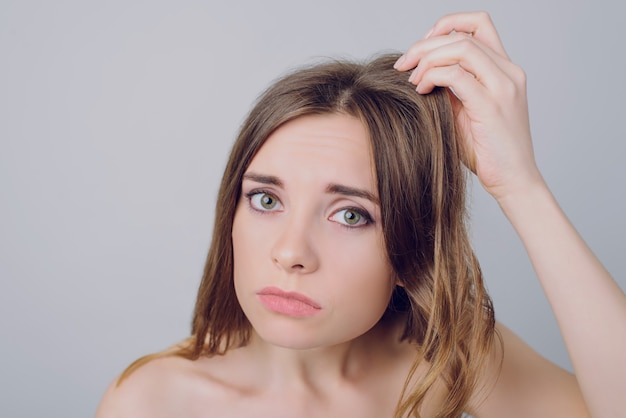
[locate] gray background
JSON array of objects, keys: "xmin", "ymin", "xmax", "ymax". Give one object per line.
[{"xmin": 1, "ymin": 1, "xmax": 625, "ymax": 417}]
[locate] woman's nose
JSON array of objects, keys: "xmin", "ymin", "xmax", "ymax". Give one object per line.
[{"xmin": 270, "ymin": 216, "xmax": 320, "ymax": 274}]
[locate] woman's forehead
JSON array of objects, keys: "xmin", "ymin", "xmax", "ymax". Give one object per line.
[{"xmin": 247, "ymin": 114, "xmax": 376, "ymax": 188}]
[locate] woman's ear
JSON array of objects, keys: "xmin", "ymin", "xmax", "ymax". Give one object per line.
[{"xmin": 394, "ymin": 276, "xmax": 405, "ymax": 288}]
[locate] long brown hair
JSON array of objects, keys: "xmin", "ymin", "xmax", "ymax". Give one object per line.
[{"xmin": 120, "ymin": 54, "xmax": 496, "ymax": 418}]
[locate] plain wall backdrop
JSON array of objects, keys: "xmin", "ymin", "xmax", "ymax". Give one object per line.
[{"xmin": 1, "ymin": 1, "xmax": 625, "ymax": 417}]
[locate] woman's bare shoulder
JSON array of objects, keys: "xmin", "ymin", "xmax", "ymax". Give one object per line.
[
  {"xmin": 467, "ymin": 322, "xmax": 589, "ymax": 418},
  {"xmin": 95, "ymin": 353, "xmax": 233, "ymax": 418}
]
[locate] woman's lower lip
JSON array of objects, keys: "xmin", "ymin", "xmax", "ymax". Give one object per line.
[{"xmin": 257, "ymin": 294, "xmax": 322, "ymax": 317}]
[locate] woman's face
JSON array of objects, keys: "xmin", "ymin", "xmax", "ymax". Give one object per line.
[{"xmin": 232, "ymin": 113, "xmax": 395, "ymax": 350}]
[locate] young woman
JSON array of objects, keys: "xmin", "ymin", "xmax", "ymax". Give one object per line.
[{"xmin": 96, "ymin": 12, "xmax": 625, "ymax": 418}]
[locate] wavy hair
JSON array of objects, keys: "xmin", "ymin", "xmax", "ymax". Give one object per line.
[{"xmin": 120, "ymin": 54, "xmax": 496, "ymax": 418}]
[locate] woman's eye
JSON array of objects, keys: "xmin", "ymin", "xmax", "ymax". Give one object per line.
[
  {"xmin": 249, "ymin": 192, "xmax": 282, "ymax": 211},
  {"xmin": 330, "ymin": 209, "xmax": 370, "ymax": 227}
]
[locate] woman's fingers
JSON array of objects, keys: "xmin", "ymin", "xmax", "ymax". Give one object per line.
[
  {"xmin": 427, "ymin": 11, "xmax": 508, "ymax": 58},
  {"xmin": 393, "ymin": 11, "xmax": 527, "ymax": 119},
  {"xmin": 414, "ymin": 64, "xmax": 485, "ymax": 102},
  {"xmin": 394, "ymin": 11, "xmax": 509, "ymax": 73},
  {"xmin": 407, "ymin": 37, "xmax": 519, "ymax": 95},
  {"xmin": 395, "ymin": 31, "xmax": 472, "ymax": 70}
]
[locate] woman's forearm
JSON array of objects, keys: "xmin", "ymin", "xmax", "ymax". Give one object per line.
[{"xmin": 498, "ymin": 178, "xmax": 626, "ymax": 418}]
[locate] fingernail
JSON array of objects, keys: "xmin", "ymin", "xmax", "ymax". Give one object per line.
[
  {"xmin": 408, "ymin": 68, "xmax": 418, "ymax": 83},
  {"xmin": 423, "ymin": 27, "xmax": 434, "ymax": 39},
  {"xmin": 393, "ymin": 55, "xmax": 406, "ymax": 69}
]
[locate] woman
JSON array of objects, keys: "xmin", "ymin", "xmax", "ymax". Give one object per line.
[{"xmin": 96, "ymin": 12, "xmax": 625, "ymax": 418}]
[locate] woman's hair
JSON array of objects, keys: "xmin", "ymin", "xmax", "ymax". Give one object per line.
[{"xmin": 120, "ymin": 54, "xmax": 496, "ymax": 418}]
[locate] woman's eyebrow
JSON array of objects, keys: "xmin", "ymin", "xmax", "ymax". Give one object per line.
[
  {"xmin": 243, "ymin": 173, "xmax": 283, "ymax": 187},
  {"xmin": 243, "ymin": 173, "xmax": 378, "ymax": 204},
  {"xmin": 326, "ymin": 183, "xmax": 380, "ymax": 205}
]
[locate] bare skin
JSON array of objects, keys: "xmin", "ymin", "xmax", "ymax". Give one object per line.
[
  {"xmin": 97, "ymin": 11, "xmax": 624, "ymax": 418},
  {"xmin": 97, "ymin": 322, "xmax": 428, "ymax": 417},
  {"xmin": 95, "ymin": 322, "xmax": 587, "ymax": 417},
  {"xmin": 97, "ymin": 317, "xmax": 459, "ymax": 418}
]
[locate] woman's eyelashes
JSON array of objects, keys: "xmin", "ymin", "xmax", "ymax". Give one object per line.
[{"xmin": 244, "ymin": 190, "xmax": 374, "ymax": 229}]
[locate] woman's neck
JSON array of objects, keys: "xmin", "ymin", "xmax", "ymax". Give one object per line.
[{"xmin": 236, "ymin": 316, "xmax": 411, "ymax": 393}]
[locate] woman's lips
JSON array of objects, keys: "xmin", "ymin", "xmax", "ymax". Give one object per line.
[{"xmin": 257, "ymin": 286, "xmax": 322, "ymax": 317}]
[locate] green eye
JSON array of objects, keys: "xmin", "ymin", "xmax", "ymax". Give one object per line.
[
  {"xmin": 260, "ymin": 194, "xmax": 277, "ymax": 209},
  {"xmin": 330, "ymin": 208, "xmax": 371, "ymax": 228},
  {"xmin": 248, "ymin": 192, "xmax": 281, "ymax": 211},
  {"xmin": 343, "ymin": 210, "xmax": 361, "ymax": 225}
]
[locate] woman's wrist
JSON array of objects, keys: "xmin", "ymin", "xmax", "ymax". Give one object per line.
[{"xmin": 492, "ymin": 171, "xmax": 551, "ymax": 221}]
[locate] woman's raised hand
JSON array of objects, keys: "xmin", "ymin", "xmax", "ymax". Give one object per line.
[
  {"xmin": 396, "ymin": 14, "xmax": 626, "ymax": 418},
  {"xmin": 394, "ymin": 11, "xmax": 542, "ymax": 203}
]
